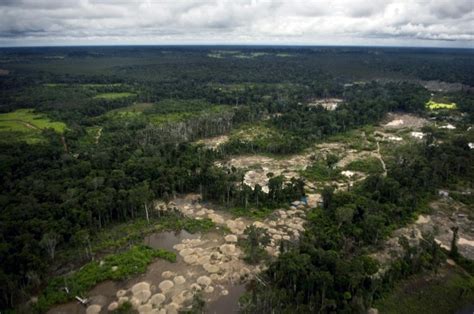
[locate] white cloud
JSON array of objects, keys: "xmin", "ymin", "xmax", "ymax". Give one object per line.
[{"xmin": 0, "ymin": 0, "xmax": 472, "ymax": 47}]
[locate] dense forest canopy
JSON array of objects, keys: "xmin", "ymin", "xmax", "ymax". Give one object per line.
[{"xmin": 0, "ymin": 46, "xmax": 473, "ymax": 313}]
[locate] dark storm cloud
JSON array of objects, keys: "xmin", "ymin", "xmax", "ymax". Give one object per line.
[
  {"xmin": 0, "ymin": 0, "xmax": 472, "ymax": 47},
  {"xmin": 429, "ymin": 0, "xmax": 473, "ymax": 19}
]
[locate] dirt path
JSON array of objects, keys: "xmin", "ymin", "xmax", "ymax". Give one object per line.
[
  {"xmin": 95, "ymin": 127, "xmax": 103, "ymax": 144},
  {"xmin": 61, "ymin": 135, "xmax": 69, "ymax": 154},
  {"xmin": 375, "ymin": 141, "xmax": 387, "ymax": 177},
  {"xmin": 4, "ymin": 119, "xmax": 40, "ymax": 130}
]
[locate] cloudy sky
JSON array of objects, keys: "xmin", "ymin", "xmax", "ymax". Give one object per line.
[{"xmin": 0, "ymin": 0, "xmax": 473, "ymax": 47}]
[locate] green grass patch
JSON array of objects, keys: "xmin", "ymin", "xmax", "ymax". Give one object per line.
[
  {"xmin": 161, "ymin": 216, "xmax": 215, "ymax": 234},
  {"xmin": 78, "ymin": 126, "xmax": 101, "ymax": 146},
  {"xmin": 36, "ymin": 245, "xmax": 175, "ymax": 312},
  {"xmin": 119, "ymin": 102, "xmax": 154, "ymax": 112},
  {"xmin": 324, "ymin": 127, "xmax": 377, "ymax": 151},
  {"xmin": 0, "ymin": 109, "xmax": 67, "ymax": 143},
  {"xmin": 94, "ymin": 92, "xmax": 136, "ymax": 100},
  {"xmin": 89, "ymin": 215, "xmax": 215, "ymax": 254},
  {"xmin": 426, "ymin": 100, "xmax": 457, "ymax": 110},
  {"xmin": 301, "ymin": 160, "xmax": 342, "ymax": 182},
  {"xmin": 148, "ymin": 104, "xmax": 231, "ymax": 125},
  {"xmin": 345, "ymin": 157, "xmax": 384, "ymax": 174},
  {"xmin": 106, "ymin": 102, "xmax": 153, "ymax": 118},
  {"xmin": 230, "ymin": 122, "xmax": 286, "ymax": 145},
  {"xmin": 0, "ymin": 109, "xmax": 66, "ymax": 132},
  {"xmin": 105, "ymin": 99, "xmax": 231, "ymax": 125},
  {"xmin": 148, "ymin": 112, "xmax": 195, "ymax": 125},
  {"xmin": 147, "ymin": 99, "xmax": 218, "ymax": 115},
  {"xmin": 223, "ymin": 121, "xmax": 303, "ymax": 154},
  {"xmin": 375, "ymin": 266, "xmax": 474, "ymax": 314}
]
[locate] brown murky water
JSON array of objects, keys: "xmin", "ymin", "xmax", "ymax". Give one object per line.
[
  {"xmin": 144, "ymin": 230, "xmax": 199, "ymax": 251},
  {"xmin": 47, "ymin": 229, "xmax": 246, "ymax": 314},
  {"xmin": 206, "ymin": 284, "xmax": 246, "ymax": 314},
  {"xmin": 48, "ymin": 230, "xmax": 200, "ymax": 314}
]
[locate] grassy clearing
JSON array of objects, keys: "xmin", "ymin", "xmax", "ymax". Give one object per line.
[
  {"xmin": 0, "ymin": 109, "xmax": 66, "ymax": 133},
  {"xmin": 36, "ymin": 245, "xmax": 175, "ymax": 312},
  {"xmin": 94, "ymin": 92, "xmax": 136, "ymax": 100},
  {"xmin": 324, "ymin": 127, "xmax": 377, "ymax": 151},
  {"xmin": 148, "ymin": 112, "xmax": 194, "ymax": 124},
  {"xmin": 0, "ymin": 109, "xmax": 67, "ymax": 143},
  {"xmin": 148, "ymin": 104, "xmax": 231, "ymax": 125},
  {"xmin": 115, "ymin": 102, "xmax": 153, "ymax": 112},
  {"xmin": 150, "ymin": 99, "xmax": 215, "ymax": 115},
  {"xmin": 105, "ymin": 100, "xmax": 230, "ymax": 125},
  {"xmin": 106, "ymin": 102, "xmax": 153, "ymax": 118},
  {"xmin": 375, "ymin": 266, "xmax": 474, "ymax": 314},
  {"xmin": 301, "ymin": 160, "xmax": 342, "ymax": 182},
  {"xmin": 345, "ymin": 157, "xmax": 384, "ymax": 174},
  {"xmin": 426, "ymin": 100, "xmax": 457, "ymax": 110},
  {"xmin": 209, "ymin": 82, "xmax": 298, "ymax": 93},
  {"xmin": 230, "ymin": 122, "xmax": 285, "ymax": 145},
  {"xmin": 78, "ymin": 126, "xmax": 102, "ymax": 146}
]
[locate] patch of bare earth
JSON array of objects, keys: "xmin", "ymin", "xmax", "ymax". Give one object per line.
[
  {"xmin": 0, "ymin": 69, "xmax": 9, "ymax": 76},
  {"xmin": 216, "ymin": 153, "xmax": 313, "ymax": 193},
  {"xmin": 372, "ymin": 197, "xmax": 474, "ymax": 273},
  {"xmin": 383, "ymin": 113, "xmax": 429, "ymax": 130},
  {"xmin": 95, "ymin": 128, "xmax": 102, "ymax": 145},
  {"xmin": 50, "ymin": 195, "xmax": 312, "ymax": 314},
  {"xmin": 307, "ymin": 98, "xmax": 344, "ymax": 111},
  {"xmin": 195, "ymin": 135, "xmax": 229, "ymax": 150}
]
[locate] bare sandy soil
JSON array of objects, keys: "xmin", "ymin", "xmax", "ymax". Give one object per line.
[
  {"xmin": 49, "ymin": 195, "xmax": 312, "ymax": 314},
  {"xmin": 421, "ymin": 80, "xmax": 467, "ymax": 92},
  {"xmin": 307, "ymin": 98, "xmax": 344, "ymax": 111},
  {"xmin": 95, "ymin": 128, "xmax": 103, "ymax": 145},
  {"xmin": 48, "ymin": 112, "xmax": 441, "ymax": 313},
  {"xmin": 195, "ymin": 135, "xmax": 229, "ymax": 149},
  {"xmin": 103, "ymin": 197, "xmax": 309, "ymax": 313},
  {"xmin": 217, "ymin": 153, "xmax": 314, "ymax": 193},
  {"xmin": 0, "ymin": 69, "xmax": 9, "ymax": 76},
  {"xmin": 383, "ymin": 113, "xmax": 428, "ymax": 130},
  {"xmin": 372, "ymin": 197, "xmax": 474, "ymax": 272}
]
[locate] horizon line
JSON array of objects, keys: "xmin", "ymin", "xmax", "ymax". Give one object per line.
[{"xmin": 1, "ymin": 43, "xmax": 473, "ymax": 50}]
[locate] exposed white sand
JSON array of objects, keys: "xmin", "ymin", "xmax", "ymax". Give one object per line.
[{"xmin": 410, "ymin": 132, "xmax": 425, "ymax": 139}]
